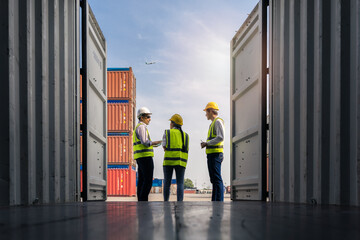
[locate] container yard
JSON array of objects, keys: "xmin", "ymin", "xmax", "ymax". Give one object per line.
[
  {"xmin": 80, "ymin": 67, "xmax": 137, "ymax": 196},
  {"xmin": 105, "ymin": 68, "xmax": 136, "ymax": 196},
  {"xmin": 1, "ymin": 0, "xmax": 360, "ymax": 239}
]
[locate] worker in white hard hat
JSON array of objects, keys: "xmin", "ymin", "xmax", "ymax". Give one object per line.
[
  {"xmin": 133, "ymin": 107, "xmax": 162, "ymax": 201},
  {"xmin": 201, "ymin": 102, "xmax": 225, "ymax": 201},
  {"xmin": 162, "ymin": 114, "xmax": 189, "ymax": 201}
]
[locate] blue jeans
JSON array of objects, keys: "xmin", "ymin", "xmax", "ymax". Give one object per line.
[
  {"xmin": 207, "ymin": 153, "xmax": 224, "ymax": 201},
  {"xmin": 163, "ymin": 166, "xmax": 185, "ymax": 201}
]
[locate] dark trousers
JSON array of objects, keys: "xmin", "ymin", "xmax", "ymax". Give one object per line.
[
  {"xmin": 207, "ymin": 153, "xmax": 224, "ymax": 201},
  {"xmin": 163, "ymin": 165, "xmax": 185, "ymax": 201},
  {"xmin": 136, "ymin": 157, "xmax": 154, "ymax": 201}
]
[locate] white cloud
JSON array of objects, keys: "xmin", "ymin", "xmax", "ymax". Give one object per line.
[
  {"xmin": 89, "ymin": 0, "xmax": 259, "ymax": 189},
  {"xmin": 136, "ymin": 12, "xmax": 232, "ymax": 187}
]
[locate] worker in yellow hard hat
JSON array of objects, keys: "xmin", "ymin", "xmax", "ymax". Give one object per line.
[
  {"xmin": 162, "ymin": 114, "xmax": 189, "ymax": 201},
  {"xmin": 201, "ymin": 102, "xmax": 225, "ymax": 201}
]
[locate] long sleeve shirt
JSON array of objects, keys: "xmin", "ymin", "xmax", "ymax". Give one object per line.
[
  {"xmin": 135, "ymin": 122, "xmax": 152, "ymax": 147},
  {"xmin": 206, "ymin": 118, "xmax": 225, "ymax": 146}
]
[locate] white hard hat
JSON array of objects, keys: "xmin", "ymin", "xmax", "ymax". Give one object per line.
[{"xmin": 137, "ymin": 107, "xmax": 152, "ymax": 119}]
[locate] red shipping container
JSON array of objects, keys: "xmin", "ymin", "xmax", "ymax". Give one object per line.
[
  {"xmin": 107, "ymin": 102, "xmax": 134, "ymax": 132},
  {"xmin": 82, "ymin": 134, "xmax": 134, "ymax": 165},
  {"xmin": 80, "ymin": 135, "xmax": 82, "ymax": 164},
  {"xmin": 107, "ymin": 68, "xmax": 136, "ymax": 100},
  {"xmin": 80, "ymin": 169, "xmax": 83, "ymax": 192},
  {"xmin": 108, "ymin": 134, "xmax": 133, "ymax": 164},
  {"xmin": 107, "ymin": 166, "xmax": 136, "ymax": 196},
  {"xmin": 80, "ymin": 103, "xmax": 82, "ymax": 125},
  {"xmin": 82, "ymin": 166, "xmax": 136, "ymax": 196}
]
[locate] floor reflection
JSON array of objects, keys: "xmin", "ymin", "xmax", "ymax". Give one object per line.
[{"xmin": 207, "ymin": 202, "xmax": 224, "ymax": 239}]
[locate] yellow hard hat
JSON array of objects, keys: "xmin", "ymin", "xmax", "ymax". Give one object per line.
[
  {"xmin": 169, "ymin": 114, "xmax": 183, "ymax": 126},
  {"xmin": 203, "ymin": 102, "xmax": 219, "ymax": 111}
]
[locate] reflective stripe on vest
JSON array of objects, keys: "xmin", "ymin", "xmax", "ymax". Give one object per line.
[
  {"xmin": 163, "ymin": 129, "xmax": 189, "ymax": 168},
  {"xmin": 206, "ymin": 117, "xmax": 224, "ymax": 154},
  {"xmin": 133, "ymin": 123, "xmax": 154, "ymax": 159}
]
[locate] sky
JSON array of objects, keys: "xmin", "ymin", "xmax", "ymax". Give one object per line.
[{"xmin": 88, "ymin": 0, "xmax": 259, "ymax": 188}]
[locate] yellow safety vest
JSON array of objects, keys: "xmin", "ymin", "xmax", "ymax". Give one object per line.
[
  {"xmin": 206, "ymin": 117, "xmax": 224, "ymax": 154},
  {"xmin": 133, "ymin": 123, "xmax": 154, "ymax": 159},
  {"xmin": 163, "ymin": 129, "xmax": 189, "ymax": 168}
]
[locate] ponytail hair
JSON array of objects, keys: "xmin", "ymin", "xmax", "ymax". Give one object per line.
[{"xmin": 173, "ymin": 121, "xmax": 186, "ymax": 152}]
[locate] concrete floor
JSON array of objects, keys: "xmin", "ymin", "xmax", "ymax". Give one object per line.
[{"xmin": 1, "ymin": 201, "xmax": 359, "ymax": 240}]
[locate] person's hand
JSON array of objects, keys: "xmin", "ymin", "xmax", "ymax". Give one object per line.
[
  {"xmin": 201, "ymin": 142, "xmax": 207, "ymax": 149},
  {"xmin": 152, "ymin": 140, "xmax": 162, "ymax": 147}
]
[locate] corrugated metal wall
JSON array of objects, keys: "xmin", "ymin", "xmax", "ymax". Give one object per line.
[
  {"xmin": 107, "ymin": 100, "xmax": 134, "ymax": 132},
  {"xmin": 108, "ymin": 134, "xmax": 133, "ymax": 165},
  {"xmin": 107, "ymin": 68, "xmax": 136, "ymax": 100},
  {"xmin": 269, "ymin": 0, "xmax": 360, "ymax": 206},
  {"xmin": 0, "ymin": 0, "xmax": 80, "ymax": 205},
  {"xmin": 107, "ymin": 166, "xmax": 136, "ymax": 196}
]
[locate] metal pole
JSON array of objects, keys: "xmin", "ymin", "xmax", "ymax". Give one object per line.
[{"xmin": 80, "ymin": 0, "xmax": 88, "ymax": 201}]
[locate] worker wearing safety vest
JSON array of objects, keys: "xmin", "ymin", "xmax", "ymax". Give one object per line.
[
  {"xmin": 133, "ymin": 107, "xmax": 162, "ymax": 201},
  {"xmin": 162, "ymin": 114, "xmax": 189, "ymax": 201},
  {"xmin": 201, "ymin": 102, "xmax": 225, "ymax": 201}
]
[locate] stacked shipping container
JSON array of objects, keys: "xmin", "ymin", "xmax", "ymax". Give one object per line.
[
  {"xmin": 81, "ymin": 68, "xmax": 136, "ymax": 196},
  {"xmin": 106, "ymin": 68, "xmax": 136, "ymax": 196}
]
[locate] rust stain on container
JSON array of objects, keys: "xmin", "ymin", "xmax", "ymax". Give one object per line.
[
  {"xmin": 107, "ymin": 166, "xmax": 136, "ymax": 196},
  {"xmin": 108, "ymin": 102, "xmax": 134, "ymax": 132},
  {"xmin": 107, "ymin": 68, "xmax": 136, "ymax": 100}
]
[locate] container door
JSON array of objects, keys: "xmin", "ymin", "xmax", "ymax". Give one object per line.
[
  {"xmin": 230, "ymin": 1, "xmax": 267, "ymax": 200},
  {"xmin": 81, "ymin": 2, "xmax": 107, "ymax": 201}
]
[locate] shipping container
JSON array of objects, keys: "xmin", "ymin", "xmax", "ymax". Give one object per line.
[
  {"xmin": 152, "ymin": 179, "xmax": 163, "ymax": 187},
  {"xmin": 80, "ymin": 134, "xmax": 83, "ymax": 164},
  {"xmin": 81, "ymin": 4, "xmax": 108, "ymax": 201},
  {"xmin": 107, "ymin": 68, "xmax": 136, "ymax": 100},
  {"xmin": 184, "ymin": 189, "xmax": 197, "ymax": 194},
  {"xmin": 107, "ymin": 100, "xmax": 135, "ymax": 132},
  {"xmin": 0, "ymin": 0, "xmax": 81, "ymax": 206},
  {"xmin": 231, "ymin": 0, "xmax": 360, "ymax": 206},
  {"xmin": 81, "ymin": 133, "xmax": 133, "ymax": 165},
  {"xmin": 269, "ymin": 0, "xmax": 360, "ymax": 206},
  {"xmin": 82, "ymin": 165, "xmax": 136, "ymax": 196},
  {"xmin": 107, "ymin": 165, "xmax": 136, "ymax": 196},
  {"xmin": 80, "ymin": 101, "xmax": 83, "ymax": 124},
  {"xmin": 230, "ymin": 2, "xmax": 268, "ymax": 201},
  {"xmin": 80, "ymin": 167, "xmax": 83, "ymax": 192},
  {"xmin": 108, "ymin": 133, "xmax": 133, "ymax": 164}
]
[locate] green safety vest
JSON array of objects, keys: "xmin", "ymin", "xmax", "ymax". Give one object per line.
[
  {"xmin": 133, "ymin": 123, "xmax": 154, "ymax": 159},
  {"xmin": 206, "ymin": 117, "xmax": 224, "ymax": 154},
  {"xmin": 163, "ymin": 129, "xmax": 189, "ymax": 168}
]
